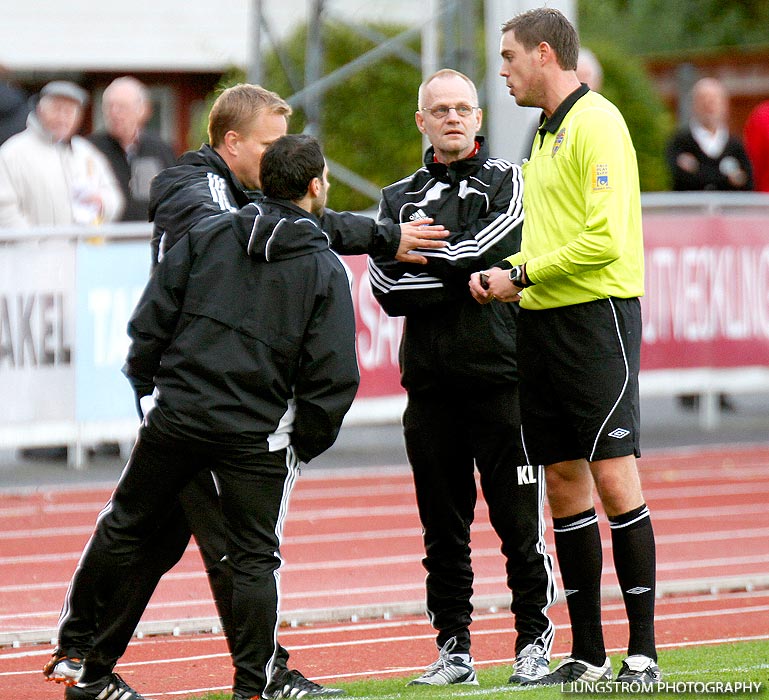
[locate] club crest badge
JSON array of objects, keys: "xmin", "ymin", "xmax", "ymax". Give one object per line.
[{"xmin": 551, "ymin": 128, "xmax": 566, "ymax": 156}]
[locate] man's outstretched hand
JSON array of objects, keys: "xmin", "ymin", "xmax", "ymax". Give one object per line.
[{"xmin": 395, "ymin": 218, "xmax": 448, "ymax": 264}]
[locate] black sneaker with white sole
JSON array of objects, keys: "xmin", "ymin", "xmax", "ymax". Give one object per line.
[
  {"xmin": 64, "ymin": 673, "xmax": 146, "ymax": 699},
  {"xmin": 263, "ymin": 668, "xmax": 345, "ymax": 698},
  {"xmin": 616, "ymin": 655, "xmax": 662, "ymax": 683},
  {"xmin": 522, "ymin": 656, "xmax": 612, "ymax": 686}
]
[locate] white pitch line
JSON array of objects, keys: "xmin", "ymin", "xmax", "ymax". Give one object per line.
[
  {"xmin": 2, "ymin": 548, "xmax": 769, "ymax": 597},
  {"xmin": 6, "ymin": 472, "xmax": 769, "ymax": 508},
  {"xmin": 5, "ymin": 595, "xmax": 768, "ymax": 661},
  {"xmin": 5, "ymin": 584, "xmax": 769, "ymax": 628},
  {"xmin": 3, "ymin": 612, "xmax": 769, "ymax": 697},
  {"xmin": 2, "ymin": 522, "xmax": 769, "ymax": 568},
  {"xmin": 3, "ymin": 499, "xmax": 769, "ymax": 543},
  {"xmin": 4, "ymin": 473, "xmax": 769, "ymax": 520}
]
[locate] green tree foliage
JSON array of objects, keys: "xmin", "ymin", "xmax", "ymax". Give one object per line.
[
  {"xmin": 580, "ymin": 0, "xmax": 769, "ymax": 53},
  {"xmin": 191, "ymin": 14, "xmax": 675, "ymax": 201},
  {"xmin": 578, "ymin": 0, "xmax": 769, "ymax": 190},
  {"xmin": 263, "ymin": 22, "xmax": 423, "ymax": 211}
]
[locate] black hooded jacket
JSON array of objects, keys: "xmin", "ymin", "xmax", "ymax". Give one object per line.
[
  {"xmin": 88, "ymin": 130, "xmax": 177, "ymax": 221},
  {"xmin": 148, "ymin": 143, "xmax": 405, "ymax": 267},
  {"xmin": 124, "ymin": 198, "xmax": 360, "ymax": 463},
  {"xmin": 148, "ymin": 145, "xmax": 247, "ymax": 265}
]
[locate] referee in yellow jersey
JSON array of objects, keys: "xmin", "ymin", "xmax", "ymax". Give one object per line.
[{"xmin": 470, "ymin": 7, "xmax": 659, "ymax": 687}]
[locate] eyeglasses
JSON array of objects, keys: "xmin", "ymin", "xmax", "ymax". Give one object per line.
[{"xmin": 421, "ymin": 104, "xmax": 478, "ymax": 118}]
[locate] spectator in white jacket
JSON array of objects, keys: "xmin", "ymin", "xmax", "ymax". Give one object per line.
[{"xmin": 0, "ymin": 80, "xmax": 123, "ymax": 228}]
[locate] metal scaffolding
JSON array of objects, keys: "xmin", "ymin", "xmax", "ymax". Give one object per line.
[{"xmin": 247, "ymin": 0, "xmax": 575, "ymax": 199}]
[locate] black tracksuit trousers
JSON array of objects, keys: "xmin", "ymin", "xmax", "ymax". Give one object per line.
[
  {"xmin": 57, "ymin": 422, "xmax": 297, "ymax": 698},
  {"xmin": 403, "ymin": 383, "xmax": 556, "ymax": 657},
  {"xmin": 57, "ymin": 469, "xmax": 291, "ymax": 681}
]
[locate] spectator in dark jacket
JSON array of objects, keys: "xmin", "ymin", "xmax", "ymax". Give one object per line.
[
  {"xmin": 0, "ymin": 67, "xmax": 29, "ymax": 146},
  {"xmin": 666, "ymin": 77, "xmax": 748, "ymax": 412},
  {"xmin": 667, "ymin": 77, "xmax": 753, "ymax": 192},
  {"xmin": 88, "ymin": 77, "xmax": 176, "ymax": 221}
]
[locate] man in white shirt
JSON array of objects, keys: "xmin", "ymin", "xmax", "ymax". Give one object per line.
[{"xmin": 0, "ymin": 80, "xmax": 123, "ymax": 227}]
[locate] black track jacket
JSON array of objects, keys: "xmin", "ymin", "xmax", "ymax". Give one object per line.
[
  {"xmin": 148, "ymin": 143, "xmax": 407, "ymax": 266},
  {"xmin": 368, "ymin": 137, "xmax": 524, "ymax": 393},
  {"xmin": 124, "ymin": 199, "xmax": 360, "ymax": 463},
  {"xmin": 88, "ymin": 131, "xmax": 176, "ymax": 221}
]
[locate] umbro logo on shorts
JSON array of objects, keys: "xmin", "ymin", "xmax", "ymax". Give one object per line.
[
  {"xmin": 608, "ymin": 428, "xmax": 630, "ymax": 439},
  {"xmin": 625, "ymin": 586, "xmax": 652, "ymax": 595}
]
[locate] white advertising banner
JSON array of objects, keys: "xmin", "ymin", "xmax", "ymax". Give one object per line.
[{"xmin": 0, "ymin": 243, "xmax": 76, "ymax": 423}]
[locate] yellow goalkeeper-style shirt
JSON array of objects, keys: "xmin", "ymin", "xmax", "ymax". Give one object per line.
[{"xmin": 504, "ymin": 85, "xmax": 644, "ymax": 310}]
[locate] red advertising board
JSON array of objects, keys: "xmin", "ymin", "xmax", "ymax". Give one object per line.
[
  {"xmin": 344, "ymin": 255, "xmax": 405, "ymax": 399},
  {"xmin": 641, "ymin": 214, "xmax": 769, "ymax": 370},
  {"xmin": 346, "ymin": 213, "xmax": 769, "ymax": 400}
]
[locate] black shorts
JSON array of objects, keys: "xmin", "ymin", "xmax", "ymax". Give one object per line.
[{"xmin": 517, "ymin": 297, "xmax": 642, "ymax": 466}]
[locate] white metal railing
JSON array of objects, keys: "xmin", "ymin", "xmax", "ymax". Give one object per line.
[{"xmin": 1, "ymin": 192, "xmax": 767, "ymax": 466}]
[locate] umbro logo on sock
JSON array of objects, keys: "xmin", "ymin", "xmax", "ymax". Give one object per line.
[
  {"xmin": 625, "ymin": 586, "xmax": 652, "ymax": 595},
  {"xmin": 608, "ymin": 428, "xmax": 630, "ymax": 439}
]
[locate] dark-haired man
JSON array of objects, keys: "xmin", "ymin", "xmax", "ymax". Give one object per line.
[
  {"xmin": 49, "ymin": 133, "xmax": 360, "ymax": 700},
  {"xmin": 470, "ymin": 7, "xmax": 660, "ymax": 686}
]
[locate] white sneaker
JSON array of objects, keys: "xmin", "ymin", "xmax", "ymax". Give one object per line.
[
  {"xmin": 524, "ymin": 656, "xmax": 612, "ymax": 686},
  {"xmin": 407, "ymin": 638, "xmax": 478, "ymax": 686},
  {"xmin": 616, "ymin": 655, "xmax": 662, "ymax": 683},
  {"xmin": 508, "ymin": 643, "xmax": 550, "ymax": 684}
]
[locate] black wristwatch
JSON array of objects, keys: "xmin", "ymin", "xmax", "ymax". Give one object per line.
[{"xmin": 508, "ymin": 264, "xmax": 533, "ymax": 288}]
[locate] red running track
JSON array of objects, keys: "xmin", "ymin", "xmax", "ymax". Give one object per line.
[{"xmin": 1, "ymin": 444, "xmax": 768, "ymax": 699}]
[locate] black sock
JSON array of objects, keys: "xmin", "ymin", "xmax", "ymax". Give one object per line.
[
  {"xmin": 553, "ymin": 508, "xmax": 606, "ymax": 665},
  {"xmin": 609, "ymin": 503, "xmax": 657, "ymax": 661},
  {"xmin": 80, "ymin": 663, "xmax": 112, "ymax": 684}
]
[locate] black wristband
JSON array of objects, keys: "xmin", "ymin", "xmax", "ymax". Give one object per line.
[{"xmin": 508, "ymin": 264, "xmax": 533, "ymax": 288}]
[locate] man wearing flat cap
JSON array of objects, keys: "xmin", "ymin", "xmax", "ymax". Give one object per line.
[{"xmin": 0, "ymin": 80, "xmax": 123, "ymax": 227}]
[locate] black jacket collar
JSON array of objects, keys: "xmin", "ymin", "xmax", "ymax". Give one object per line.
[
  {"xmin": 227, "ymin": 197, "xmax": 328, "ymax": 262},
  {"xmin": 261, "ymin": 197, "xmax": 322, "ymax": 227},
  {"xmin": 537, "ymin": 83, "xmax": 590, "ymax": 145},
  {"xmin": 424, "ymin": 136, "xmax": 488, "ymax": 183}
]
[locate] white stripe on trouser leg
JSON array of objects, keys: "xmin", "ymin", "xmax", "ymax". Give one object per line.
[
  {"xmin": 264, "ymin": 446, "xmax": 300, "ymax": 691},
  {"xmin": 57, "ymin": 453, "xmax": 136, "ymax": 631},
  {"xmin": 534, "ymin": 464, "xmax": 557, "ymax": 656}
]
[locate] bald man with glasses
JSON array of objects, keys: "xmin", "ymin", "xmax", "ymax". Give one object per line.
[{"xmin": 368, "ymin": 68, "xmax": 556, "ymax": 688}]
